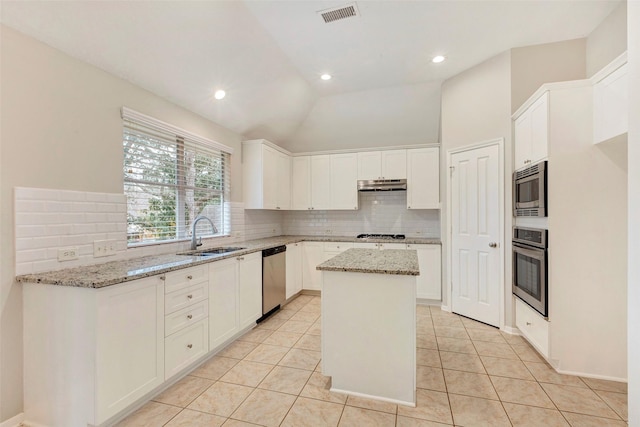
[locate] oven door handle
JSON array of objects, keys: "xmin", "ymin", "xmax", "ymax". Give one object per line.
[{"xmin": 513, "ymin": 243, "xmax": 545, "ymax": 259}]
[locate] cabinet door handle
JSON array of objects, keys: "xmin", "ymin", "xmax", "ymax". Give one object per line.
[
  {"xmin": 526, "ymin": 322, "xmax": 532, "ymax": 326},
  {"xmin": 187, "ymin": 294, "xmax": 193, "ymax": 299},
  {"xmin": 159, "ymin": 275, "xmax": 166, "ymax": 281},
  {"xmin": 187, "ymin": 344, "xmax": 193, "ymax": 349},
  {"xmin": 187, "ymin": 275, "xmax": 193, "ymax": 280},
  {"xmin": 187, "ymin": 314, "xmax": 193, "ymax": 320},
  {"xmin": 408, "ymin": 206, "xmax": 411, "ymax": 209}
]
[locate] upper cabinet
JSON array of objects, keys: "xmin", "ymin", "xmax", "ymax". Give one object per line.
[
  {"xmin": 357, "ymin": 150, "xmax": 407, "ymax": 180},
  {"xmin": 311, "ymin": 155, "xmax": 332, "ymax": 210},
  {"xmin": 514, "ymin": 92, "xmax": 549, "ymax": 170},
  {"xmin": 291, "ymin": 156, "xmax": 312, "ymax": 210},
  {"xmin": 291, "ymin": 154, "xmax": 357, "ymax": 211},
  {"xmin": 593, "ymin": 61, "xmax": 628, "ymax": 145},
  {"xmin": 406, "ymin": 147, "xmax": 439, "ymax": 209},
  {"xmin": 330, "ymin": 153, "xmax": 358, "ymax": 210},
  {"xmin": 243, "ymin": 140, "xmax": 291, "ymax": 210}
]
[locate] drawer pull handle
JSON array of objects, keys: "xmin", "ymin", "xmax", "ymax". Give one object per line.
[
  {"xmin": 187, "ymin": 294, "xmax": 193, "ymax": 299},
  {"xmin": 187, "ymin": 344, "xmax": 193, "ymax": 349},
  {"xmin": 526, "ymin": 322, "xmax": 532, "ymax": 326},
  {"xmin": 187, "ymin": 315, "xmax": 193, "ymax": 320},
  {"xmin": 187, "ymin": 275, "xmax": 193, "ymax": 280},
  {"xmin": 159, "ymin": 275, "xmax": 166, "ymax": 280}
]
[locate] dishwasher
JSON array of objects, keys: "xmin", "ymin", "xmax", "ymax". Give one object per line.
[{"xmin": 260, "ymin": 245, "xmax": 286, "ymax": 321}]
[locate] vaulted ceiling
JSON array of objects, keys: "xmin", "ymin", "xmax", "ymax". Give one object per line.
[{"xmin": 0, "ymin": 0, "xmax": 620, "ymax": 152}]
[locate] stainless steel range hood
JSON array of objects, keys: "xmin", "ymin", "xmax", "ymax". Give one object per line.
[{"xmin": 357, "ymin": 179, "xmax": 407, "ymax": 192}]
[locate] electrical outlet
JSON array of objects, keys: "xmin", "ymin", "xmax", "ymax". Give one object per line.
[
  {"xmin": 94, "ymin": 240, "xmax": 117, "ymax": 257},
  {"xmin": 58, "ymin": 247, "xmax": 79, "ymax": 262}
]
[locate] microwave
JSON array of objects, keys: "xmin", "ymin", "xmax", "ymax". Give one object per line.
[{"xmin": 513, "ymin": 160, "xmax": 547, "ymax": 217}]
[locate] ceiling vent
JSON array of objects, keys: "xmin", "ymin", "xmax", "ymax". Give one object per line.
[{"xmin": 318, "ymin": 3, "xmax": 359, "ymax": 24}]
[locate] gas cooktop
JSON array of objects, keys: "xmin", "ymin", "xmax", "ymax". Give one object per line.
[{"xmin": 356, "ymin": 234, "xmax": 406, "ymax": 240}]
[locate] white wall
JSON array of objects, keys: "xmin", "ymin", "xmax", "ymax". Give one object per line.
[
  {"xmin": 587, "ymin": 1, "xmax": 628, "ymax": 78},
  {"xmin": 627, "ymin": 1, "xmax": 639, "ymax": 424},
  {"xmin": 0, "ymin": 25, "xmax": 244, "ymax": 422},
  {"xmin": 440, "ymin": 50, "xmax": 513, "ymax": 323}
]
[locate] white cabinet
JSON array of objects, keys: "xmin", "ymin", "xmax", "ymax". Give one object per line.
[
  {"xmin": 302, "ymin": 242, "xmax": 325, "ymax": 291},
  {"xmin": 23, "ymin": 276, "xmax": 165, "ymax": 426},
  {"xmin": 406, "ymin": 244, "xmax": 441, "ymax": 300},
  {"xmin": 209, "ymin": 253, "xmax": 262, "ymax": 349},
  {"xmin": 593, "ymin": 62, "xmax": 628, "ymax": 144},
  {"xmin": 514, "ymin": 92, "xmax": 548, "ymax": 170},
  {"xmin": 243, "ymin": 140, "xmax": 291, "ymax": 210},
  {"xmin": 330, "ymin": 153, "xmax": 358, "ymax": 210},
  {"xmin": 286, "ymin": 243, "xmax": 303, "ymax": 299},
  {"xmin": 357, "ymin": 150, "xmax": 407, "ymax": 180},
  {"xmin": 406, "ymin": 148, "xmax": 440, "ymax": 209},
  {"xmin": 311, "ymin": 155, "xmax": 331, "ymax": 210},
  {"xmin": 291, "ymin": 156, "xmax": 311, "ymax": 210},
  {"xmin": 515, "ymin": 298, "xmax": 549, "ymax": 358}
]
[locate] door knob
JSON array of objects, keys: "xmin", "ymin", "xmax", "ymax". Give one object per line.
[{"xmin": 489, "ymin": 242, "xmax": 498, "ymax": 248}]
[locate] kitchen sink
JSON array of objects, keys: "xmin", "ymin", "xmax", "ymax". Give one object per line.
[{"xmin": 178, "ymin": 247, "xmax": 246, "ymax": 257}]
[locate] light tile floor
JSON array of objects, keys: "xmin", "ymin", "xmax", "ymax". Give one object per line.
[{"xmin": 117, "ymin": 295, "xmax": 628, "ymax": 426}]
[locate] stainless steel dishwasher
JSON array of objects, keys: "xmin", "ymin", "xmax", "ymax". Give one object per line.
[{"xmin": 261, "ymin": 245, "xmax": 286, "ymax": 321}]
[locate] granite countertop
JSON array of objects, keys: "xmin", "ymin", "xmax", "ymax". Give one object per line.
[
  {"xmin": 317, "ymin": 248, "xmax": 419, "ymax": 276},
  {"xmin": 16, "ymin": 235, "xmax": 438, "ymax": 288}
]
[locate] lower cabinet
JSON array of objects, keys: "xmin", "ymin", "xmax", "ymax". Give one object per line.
[
  {"xmin": 515, "ymin": 297, "xmax": 549, "ymax": 358},
  {"xmin": 406, "ymin": 243, "xmax": 442, "ymax": 300},
  {"xmin": 238, "ymin": 252, "xmax": 263, "ymax": 329},
  {"xmin": 302, "ymin": 242, "xmax": 325, "ymax": 291},
  {"xmin": 286, "ymin": 242, "xmax": 303, "ymax": 298}
]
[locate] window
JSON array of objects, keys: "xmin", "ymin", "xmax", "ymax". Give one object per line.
[{"xmin": 122, "ymin": 107, "xmax": 232, "ymax": 246}]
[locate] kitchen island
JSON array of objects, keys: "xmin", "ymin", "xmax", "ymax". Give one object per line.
[{"xmin": 317, "ymin": 248, "xmax": 418, "ymax": 406}]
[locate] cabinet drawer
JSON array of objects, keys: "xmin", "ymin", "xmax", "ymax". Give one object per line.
[
  {"xmin": 323, "ymin": 242, "xmax": 353, "ymax": 252},
  {"xmin": 164, "ymin": 265, "xmax": 208, "ymax": 294},
  {"xmin": 165, "ymin": 300, "xmax": 208, "ymax": 337},
  {"xmin": 515, "ymin": 298, "xmax": 549, "ymax": 358},
  {"xmin": 165, "ymin": 319, "xmax": 208, "ymax": 379},
  {"xmin": 165, "ymin": 282, "xmax": 208, "ymax": 314}
]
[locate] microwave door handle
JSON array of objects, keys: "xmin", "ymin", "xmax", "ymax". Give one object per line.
[{"xmin": 514, "ymin": 245, "xmax": 544, "ymax": 259}]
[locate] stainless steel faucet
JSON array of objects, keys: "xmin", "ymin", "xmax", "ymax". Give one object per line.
[{"xmin": 191, "ymin": 215, "xmax": 218, "ymax": 250}]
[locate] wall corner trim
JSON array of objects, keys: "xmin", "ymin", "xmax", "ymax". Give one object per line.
[{"xmin": 0, "ymin": 413, "xmax": 24, "ymax": 427}]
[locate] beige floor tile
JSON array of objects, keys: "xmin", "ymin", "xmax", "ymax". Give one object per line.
[
  {"xmin": 434, "ymin": 326, "xmax": 469, "ymax": 339},
  {"xmin": 460, "ymin": 317, "xmax": 498, "ymax": 331},
  {"xmin": 191, "ymin": 356, "xmax": 239, "ymax": 381},
  {"xmin": 217, "ymin": 340, "xmax": 259, "ymax": 359},
  {"xmin": 439, "ymin": 351, "xmax": 485, "ymax": 373},
  {"xmin": 258, "ymin": 366, "xmax": 312, "ymax": 395},
  {"xmin": 298, "ymin": 303, "xmax": 321, "ymax": 315},
  {"xmin": 435, "ymin": 337, "xmax": 476, "ymax": 354},
  {"xmin": 223, "ymin": 420, "xmax": 265, "ymax": 427},
  {"xmin": 417, "ymin": 348, "xmax": 442, "ymax": 368},
  {"xmin": 300, "ymin": 372, "xmax": 348, "ymax": 404},
  {"xmin": 448, "ymin": 394, "xmax": 511, "ymax": 427},
  {"xmin": 165, "ymin": 409, "xmax": 226, "ymax": 427},
  {"xmin": 273, "ymin": 308, "xmax": 298, "ymax": 320},
  {"xmin": 278, "ymin": 319, "xmax": 313, "ymax": 334},
  {"xmin": 187, "ymin": 381, "xmax": 253, "ymax": 417},
  {"xmin": 152, "ymin": 375, "xmax": 213, "ymax": 407},
  {"xmin": 511, "ymin": 343, "xmax": 546, "ymax": 362},
  {"xmin": 524, "ymin": 362, "xmax": 587, "ymax": 387},
  {"xmin": 219, "ymin": 360, "xmax": 274, "ymax": 387},
  {"xmin": 581, "ymin": 377, "xmax": 628, "ymax": 394},
  {"xmin": 480, "ymin": 356, "xmax": 535, "ymax": 380},
  {"xmin": 290, "ymin": 310, "xmax": 320, "ymax": 323},
  {"xmin": 416, "ymin": 305, "xmax": 432, "ymax": 317},
  {"xmin": 237, "ymin": 327, "xmax": 274, "ymax": 344},
  {"xmin": 256, "ymin": 317, "xmax": 287, "ymax": 331},
  {"xmin": 244, "ymin": 343, "xmax": 290, "ymax": 365},
  {"xmin": 396, "ymin": 415, "xmax": 453, "ymax": 426},
  {"xmin": 294, "ymin": 333, "xmax": 321, "ymax": 351},
  {"xmin": 284, "ymin": 298, "xmax": 307, "ymax": 311},
  {"xmin": 416, "ymin": 366, "xmax": 446, "ymax": 392},
  {"xmin": 431, "ymin": 316, "xmax": 464, "ymax": 328},
  {"xmin": 231, "ymin": 389, "xmax": 297, "ymax": 427},
  {"xmin": 500, "ymin": 331, "xmax": 527, "ymax": 345},
  {"xmin": 561, "ymin": 411, "xmax": 628, "ymax": 427},
  {"xmin": 473, "ymin": 341, "xmax": 519, "ymax": 360},
  {"xmin": 443, "ymin": 370, "xmax": 498, "ymax": 400},
  {"xmin": 338, "ymin": 405, "xmax": 396, "ymax": 426},
  {"xmin": 397, "ymin": 389, "xmax": 453, "ymax": 425},
  {"xmin": 346, "ymin": 395, "xmax": 397, "ymax": 414},
  {"xmin": 280, "ymin": 396, "xmax": 344, "ymax": 427},
  {"xmin": 417, "ymin": 316, "xmax": 435, "ymax": 330},
  {"xmin": 115, "ymin": 401, "xmax": 181, "ymax": 427},
  {"xmin": 595, "ymin": 390, "xmax": 627, "ymax": 421},
  {"xmin": 306, "ymin": 320, "xmax": 322, "ymax": 336},
  {"xmin": 466, "ymin": 328, "xmax": 507, "ymax": 344},
  {"xmin": 502, "ymin": 402, "xmax": 569, "ymax": 427},
  {"xmin": 279, "ymin": 348, "xmax": 321, "ymax": 370},
  {"xmin": 541, "ymin": 383, "xmax": 621, "ymax": 419},
  {"xmin": 490, "ymin": 376, "xmax": 555, "ymax": 408},
  {"xmin": 416, "ymin": 333, "xmax": 438, "ymax": 350},
  {"xmin": 262, "ymin": 330, "xmax": 303, "ymax": 347}
]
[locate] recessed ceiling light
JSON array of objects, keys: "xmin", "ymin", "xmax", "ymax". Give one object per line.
[
  {"xmin": 321, "ymin": 74, "xmax": 332, "ymax": 81},
  {"xmin": 432, "ymin": 55, "xmax": 445, "ymax": 63},
  {"xmin": 214, "ymin": 89, "xmax": 226, "ymax": 100}
]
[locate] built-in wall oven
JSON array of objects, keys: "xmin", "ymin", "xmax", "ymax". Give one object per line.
[
  {"xmin": 512, "ymin": 227, "xmax": 548, "ymax": 318},
  {"xmin": 513, "ymin": 160, "xmax": 547, "ymax": 217}
]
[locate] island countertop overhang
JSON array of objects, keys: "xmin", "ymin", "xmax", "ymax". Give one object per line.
[{"xmin": 316, "ymin": 248, "xmax": 419, "ymax": 276}]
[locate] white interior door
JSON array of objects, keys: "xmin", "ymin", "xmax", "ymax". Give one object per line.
[{"xmin": 450, "ymin": 144, "xmax": 501, "ymax": 327}]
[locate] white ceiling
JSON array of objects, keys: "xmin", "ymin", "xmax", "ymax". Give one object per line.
[{"xmin": 0, "ymin": 0, "xmax": 620, "ymax": 152}]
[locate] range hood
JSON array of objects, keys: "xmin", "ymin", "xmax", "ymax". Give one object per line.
[{"xmin": 357, "ymin": 179, "xmax": 407, "ymax": 192}]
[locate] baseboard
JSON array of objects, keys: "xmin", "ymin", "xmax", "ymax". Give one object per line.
[
  {"xmin": 416, "ymin": 298, "xmax": 442, "ymax": 307},
  {"xmin": 440, "ymin": 305, "xmax": 451, "ymax": 312},
  {"xmin": 555, "ymin": 368, "xmax": 627, "ymax": 383},
  {"xmin": 501, "ymin": 325, "xmax": 520, "ymax": 335},
  {"xmin": 0, "ymin": 413, "xmax": 24, "ymax": 427},
  {"xmin": 300, "ymin": 290, "xmax": 321, "ymax": 296}
]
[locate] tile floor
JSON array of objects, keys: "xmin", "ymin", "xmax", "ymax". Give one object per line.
[{"xmin": 116, "ymin": 295, "xmax": 628, "ymax": 427}]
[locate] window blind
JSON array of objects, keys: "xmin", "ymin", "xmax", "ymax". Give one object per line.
[{"xmin": 122, "ymin": 107, "xmax": 231, "ymax": 246}]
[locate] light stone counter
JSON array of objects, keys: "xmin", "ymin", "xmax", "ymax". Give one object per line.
[{"xmin": 316, "ymin": 248, "xmax": 419, "ymax": 276}]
